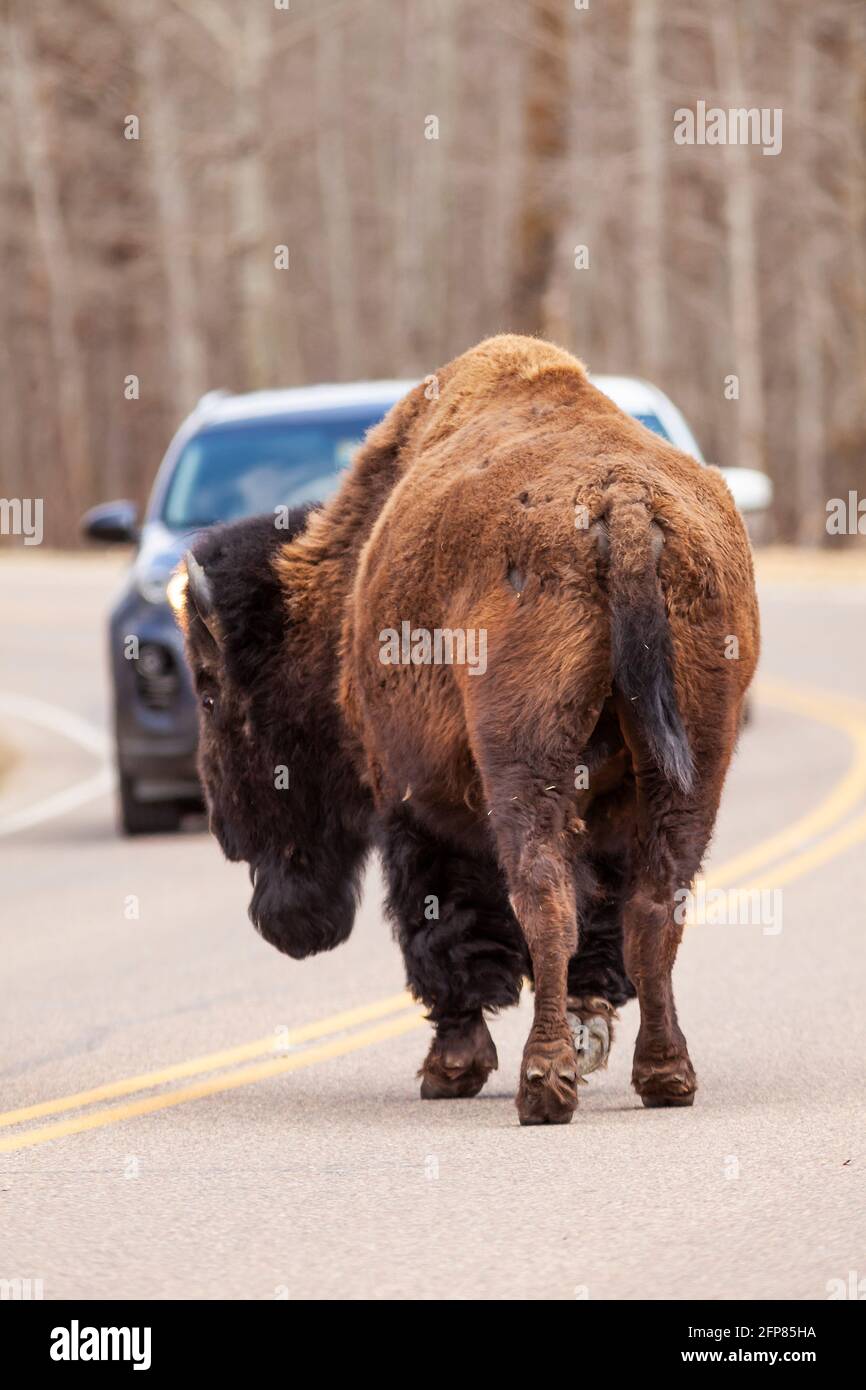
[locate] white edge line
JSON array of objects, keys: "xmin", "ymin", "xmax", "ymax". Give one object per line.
[
  {"xmin": 0, "ymin": 692, "xmax": 110, "ymax": 757},
  {"xmin": 0, "ymin": 692, "xmax": 114, "ymax": 837}
]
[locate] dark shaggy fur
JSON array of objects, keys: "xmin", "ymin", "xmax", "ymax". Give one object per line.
[
  {"xmin": 181, "ymin": 509, "xmax": 371, "ymax": 959},
  {"xmin": 177, "ymin": 335, "xmax": 759, "ymax": 1125}
]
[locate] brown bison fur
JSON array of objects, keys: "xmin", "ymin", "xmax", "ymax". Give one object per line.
[{"xmin": 178, "ymin": 334, "xmax": 759, "ymax": 1126}]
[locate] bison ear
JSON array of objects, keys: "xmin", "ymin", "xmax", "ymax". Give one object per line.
[{"xmin": 185, "ymin": 551, "xmax": 222, "ymax": 643}]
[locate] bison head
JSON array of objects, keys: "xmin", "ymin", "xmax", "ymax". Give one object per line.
[{"xmin": 175, "ymin": 511, "xmax": 371, "ymax": 959}]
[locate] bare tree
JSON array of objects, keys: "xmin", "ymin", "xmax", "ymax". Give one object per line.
[
  {"xmin": 513, "ymin": 0, "xmax": 569, "ymax": 337},
  {"xmin": 6, "ymin": 2, "xmax": 89, "ymax": 516},
  {"xmin": 711, "ymin": 3, "xmax": 767, "ymax": 475},
  {"xmin": 631, "ymin": 0, "xmax": 666, "ymax": 378},
  {"xmin": 315, "ymin": 3, "xmax": 359, "ymax": 380},
  {"xmin": 167, "ymin": 0, "xmax": 303, "ymax": 387},
  {"xmin": 792, "ymin": 16, "xmax": 827, "ymax": 545},
  {"xmin": 391, "ymin": 0, "xmax": 428, "ymax": 374},
  {"xmin": 136, "ymin": 1, "xmax": 206, "ymax": 415},
  {"xmin": 1, "ymin": 0, "xmax": 863, "ymax": 546}
]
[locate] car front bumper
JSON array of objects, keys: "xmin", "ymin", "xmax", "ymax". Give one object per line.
[{"xmin": 109, "ymin": 588, "xmax": 201, "ymax": 800}]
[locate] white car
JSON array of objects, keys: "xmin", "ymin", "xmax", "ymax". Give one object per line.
[{"xmin": 592, "ymin": 374, "xmax": 772, "ymax": 525}]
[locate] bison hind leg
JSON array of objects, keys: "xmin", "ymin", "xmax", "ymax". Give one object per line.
[
  {"xmin": 566, "ymin": 850, "xmax": 637, "ymax": 1075},
  {"xmin": 568, "ymin": 998, "xmax": 617, "ymax": 1077}
]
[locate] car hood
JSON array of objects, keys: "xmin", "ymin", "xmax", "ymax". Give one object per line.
[{"xmin": 132, "ymin": 520, "xmax": 203, "ymax": 604}]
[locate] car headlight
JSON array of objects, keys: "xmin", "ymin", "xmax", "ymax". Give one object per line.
[
  {"xmin": 136, "ymin": 572, "xmax": 173, "ymax": 605},
  {"xmin": 166, "ymin": 569, "xmax": 188, "ymax": 615}
]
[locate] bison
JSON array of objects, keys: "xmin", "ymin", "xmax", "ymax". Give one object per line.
[{"xmin": 176, "ymin": 335, "xmax": 759, "ymax": 1125}]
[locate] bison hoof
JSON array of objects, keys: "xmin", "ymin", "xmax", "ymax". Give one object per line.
[
  {"xmin": 517, "ymin": 1037, "xmax": 580, "ymax": 1126},
  {"xmin": 420, "ymin": 1065, "xmax": 490, "ymax": 1101},
  {"xmin": 633, "ymin": 1054, "xmax": 697, "ymax": 1108},
  {"xmin": 419, "ymin": 1017, "xmax": 498, "ymax": 1100},
  {"xmin": 568, "ymin": 996, "xmax": 616, "ymax": 1077},
  {"xmin": 640, "ymin": 1090, "xmax": 695, "ymax": 1109}
]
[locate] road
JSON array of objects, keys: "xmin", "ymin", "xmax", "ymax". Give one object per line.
[{"xmin": 1, "ymin": 547, "xmax": 864, "ymax": 1301}]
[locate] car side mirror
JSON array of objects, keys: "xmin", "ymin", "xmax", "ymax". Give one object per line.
[
  {"xmin": 712, "ymin": 466, "xmax": 773, "ymax": 545},
  {"xmin": 81, "ymin": 500, "xmax": 139, "ymax": 544},
  {"xmin": 713, "ymin": 466, "xmax": 773, "ymax": 515}
]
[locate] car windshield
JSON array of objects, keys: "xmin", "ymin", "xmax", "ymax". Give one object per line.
[
  {"xmin": 161, "ymin": 413, "xmax": 384, "ymax": 529},
  {"xmin": 161, "ymin": 406, "xmax": 675, "ymax": 530},
  {"xmin": 633, "ymin": 412, "xmax": 669, "ymax": 440}
]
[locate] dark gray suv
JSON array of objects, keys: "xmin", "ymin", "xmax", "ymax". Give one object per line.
[{"xmin": 82, "ymin": 382, "xmax": 414, "ymax": 833}]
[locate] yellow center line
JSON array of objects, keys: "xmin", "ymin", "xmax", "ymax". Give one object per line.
[
  {"xmin": 3, "ymin": 676, "xmax": 866, "ymax": 1154},
  {"xmin": 0, "ymin": 1013, "xmax": 427, "ymax": 1155},
  {"xmin": 736, "ymin": 806, "xmax": 866, "ymax": 894},
  {"xmin": 0, "ymin": 991, "xmax": 415, "ymax": 1128},
  {"xmin": 700, "ymin": 679, "xmax": 866, "ymax": 888}
]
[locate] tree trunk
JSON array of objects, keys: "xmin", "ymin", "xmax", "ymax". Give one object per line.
[
  {"xmin": 513, "ymin": 0, "xmax": 569, "ymax": 337},
  {"xmin": 315, "ymin": 7, "xmax": 358, "ymax": 380},
  {"xmin": 424, "ymin": 0, "xmax": 458, "ymax": 362},
  {"xmin": 792, "ymin": 21, "xmax": 826, "ymax": 546},
  {"xmin": 392, "ymin": 0, "xmax": 426, "ymax": 373},
  {"xmin": 233, "ymin": 4, "xmax": 303, "ymax": 387},
  {"xmin": 631, "ymin": 0, "xmax": 666, "ymax": 378},
  {"xmin": 7, "ymin": 6, "xmax": 89, "ymax": 520},
  {"xmin": 137, "ymin": 7, "xmax": 207, "ymax": 415},
  {"xmin": 485, "ymin": 28, "xmax": 523, "ymax": 333},
  {"xmin": 712, "ymin": 4, "xmax": 766, "ymax": 476},
  {"xmin": 845, "ymin": 4, "xmax": 866, "ymax": 440}
]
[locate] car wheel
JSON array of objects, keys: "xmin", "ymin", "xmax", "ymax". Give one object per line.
[{"xmin": 119, "ymin": 773, "xmax": 184, "ymax": 836}]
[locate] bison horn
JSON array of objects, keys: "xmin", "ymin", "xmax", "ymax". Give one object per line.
[{"xmin": 185, "ymin": 551, "xmax": 220, "ymax": 641}]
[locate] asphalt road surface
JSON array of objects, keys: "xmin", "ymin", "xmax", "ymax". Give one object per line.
[{"xmin": 1, "ymin": 548, "xmax": 864, "ymax": 1301}]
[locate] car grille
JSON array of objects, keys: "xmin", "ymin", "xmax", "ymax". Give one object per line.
[{"xmin": 135, "ymin": 642, "xmax": 181, "ymax": 711}]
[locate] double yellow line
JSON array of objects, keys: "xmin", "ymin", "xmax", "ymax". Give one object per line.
[
  {"xmin": 0, "ymin": 993, "xmax": 425, "ymax": 1153},
  {"xmin": 700, "ymin": 679, "xmax": 866, "ymax": 895},
  {"xmin": 3, "ymin": 677, "xmax": 866, "ymax": 1155}
]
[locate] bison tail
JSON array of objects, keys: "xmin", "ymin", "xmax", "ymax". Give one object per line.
[{"xmin": 603, "ymin": 493, "xmax": 695, "ymax": 795}]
